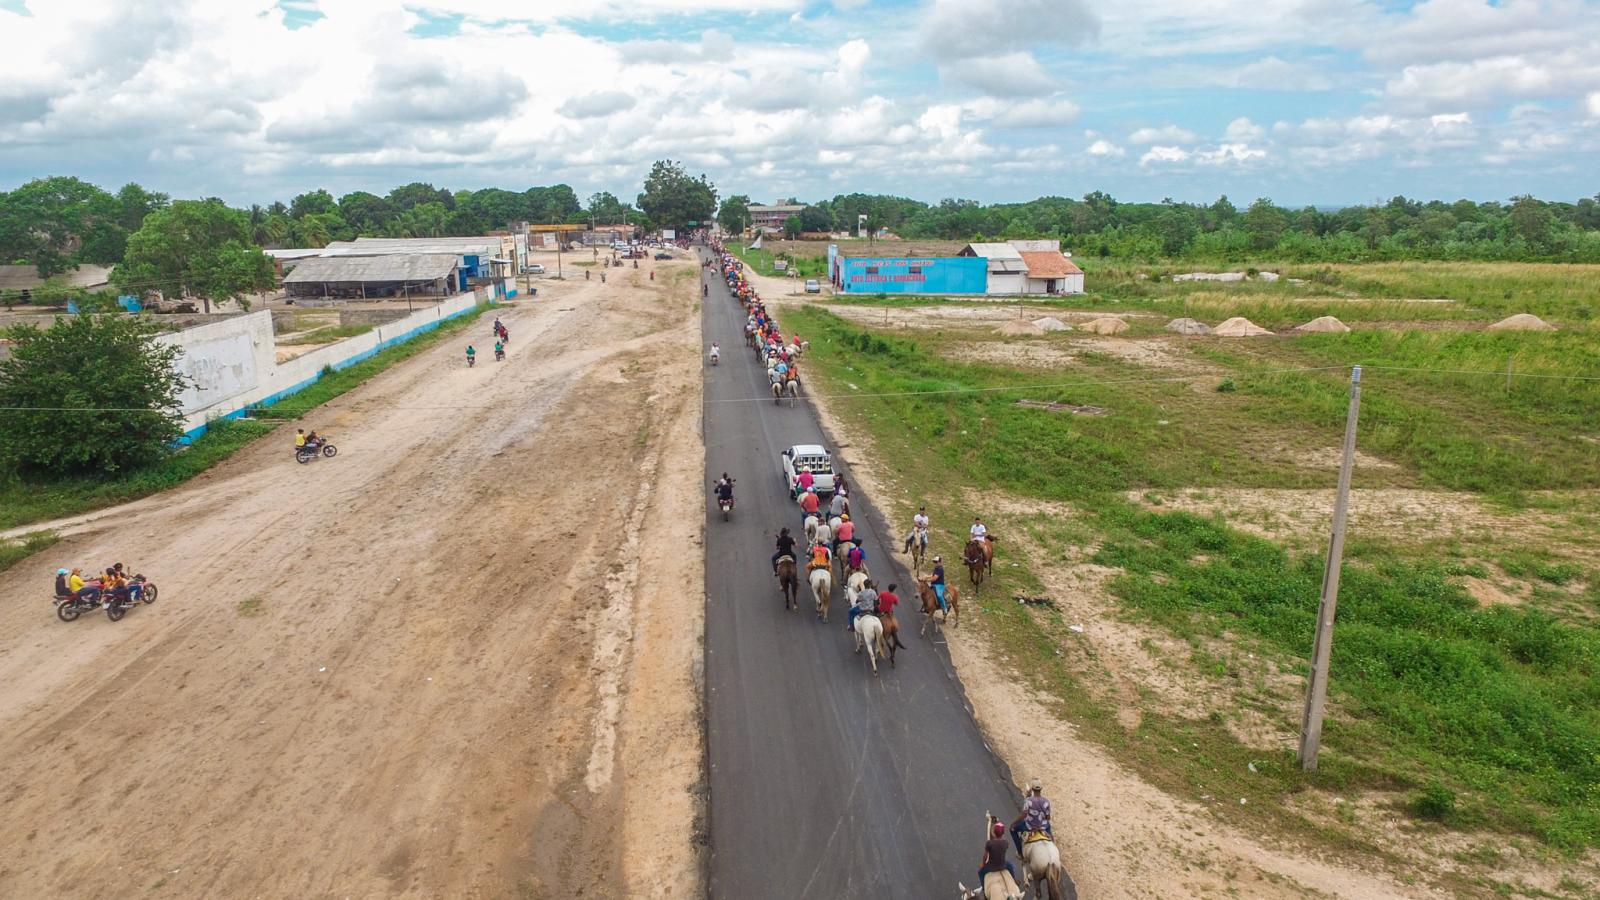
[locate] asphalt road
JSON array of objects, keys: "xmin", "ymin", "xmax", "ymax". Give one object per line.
[{"xmin": 700, "ymin": 250, "xmax": 1079, "ymax": 899}]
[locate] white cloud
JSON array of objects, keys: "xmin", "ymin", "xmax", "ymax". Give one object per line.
[
  {"xmin": 919, "ymin": 0, "xmax": 1099, "ymax": 61},
  {"xmin": 965, "ymin": 95, "xmax": 1081, "ymax": 128},
  {"xmin": 1087, "ymin": 139, "xmax": 1124, "ymax": 157},
  {"xmin": 941, "ymin": 52, "xmax": 1059, "ymax": 97},
  {"xmin": 1224, "ymin": 117, "xmax": 1263, "ymax": 141},
  {"xmin": 557, "ymin": 91, "xmax": 636, "ymax": 119},
  {"xmin": 1196, "ymin": 143, "xmax": 1266, "ymax": 165},
  {"xmin": 1129, "ymin": 125, "xmax": 1197, "ymax": 145},
  {"xmin": 1140, "ymin": 145, "xmax": 1189, "ymax": 165},
  {"xmin": 1587, "ymin": 91, "xmax": 1600, "ymax": 118}
]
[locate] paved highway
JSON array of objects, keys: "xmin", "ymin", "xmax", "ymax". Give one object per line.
[{"xmin": 699, "ymin": 249, "xmax": 1079, "ymax": 899}]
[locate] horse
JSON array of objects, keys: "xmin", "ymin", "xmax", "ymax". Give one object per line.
[
  {"xmin": 808, "ymin": 567, "xmax": 833, "ymax": 622},
  {"xmin": 770, "ymin": 379, "xmax": 783, "ymax": 405},
  {"xmin": 776, "ymin": 557, "xmax": 799, "ymax": 611},
  {"xmin": 844, "ymin": 570, "xmax": 870, "ymax": 607},
  {"xmin": 803, "ymin": 514, "xmax": 820, "ymax": 545},
  {"xmin": 1020, "ymin": 834, "xmax": 1065, "ymax": 900},
  {"xmin": 965, "ymin": 537, "xmax": 995, "ymax": 587},
  {"xmin": 917, "ymin": 576, "xmax": 959, "ymax": 636},
  {"xmin": 853, "ymin": 614, "xmax": 888, "ymax": 675},
  {"xmin": 783, "ymin": 376, "xmax": 799, "ymax": 407},
  {"xmin": 879, "ymin": 608, "xmax": 904, "ymax": 666},
  {"xmin": 908, "ymin": 527, "xmax": 928, "ymax": 572}
]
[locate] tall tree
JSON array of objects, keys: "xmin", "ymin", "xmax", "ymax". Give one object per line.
[
  {"xmin": 289, "ymin": 189, "xmax": 337, "ymax": 219},
  {"xmin": 113, "ymin": 199, "xmax": 275, "ymax": 313},
  {"xmin": 0, "ymin": 176, "xmax": 123, "ymax": 276},
  {"xmin": 636, "ymin": 160, "xmax": 717, "ymax": 232},
  {"xmin": 115, "ymin": 183, "xmax": 170, "ymax": 233},
  {"xmin": 717, "ymin": 195, "xmax": 751, "ymax": 234}
]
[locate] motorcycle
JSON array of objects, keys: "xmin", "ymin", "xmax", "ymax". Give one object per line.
[
  {"xmin": 718, "ymin": 494, "xmax": 735, "ymax": 521},
  {"xmin": 53, "ymin": 585, "xmax": 103, "ymax": 622},
  {"xmin": 495, "ymin": 347, "xmax": 505, "ymax": 361},
  {"xmin": 295, "ymin": 438, "xmax": 338, "ymax": 465},
  {"xmin": 468, "ymin": 354, "xmax": 476, "ymax": 368},
  {"xmin": 709, "ymin": 347, "xmax": 720, "ymax": 366},
  {"xmin": 105, "ymin": 575, "xmax": 159, "ymax": 622}
]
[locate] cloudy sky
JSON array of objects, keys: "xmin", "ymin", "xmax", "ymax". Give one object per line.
[{"xmin": 1, "ymin": 0, "xmax": 1597, "ymax": 207}]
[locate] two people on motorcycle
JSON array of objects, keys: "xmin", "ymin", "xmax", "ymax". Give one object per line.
[
  {"xmin": 466, "ymin": 344, "xmax": 476, "ymax": 365},
  {"xmin": 714, "ymin": 472, "xmax": 735, "ymax": 505},
  {"xmin": 295, "ymin": 428, "xmax": 324, "ymax": 452}
]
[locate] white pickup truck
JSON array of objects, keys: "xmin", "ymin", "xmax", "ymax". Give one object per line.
[{"xmin": 781, "ymin": 444, "xmax": 836, "ymax": 496}]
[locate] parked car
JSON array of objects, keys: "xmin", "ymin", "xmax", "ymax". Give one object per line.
[
  {"xmin": 781, "ymin": 444, "xmax": 836, "ymax": 496},
  {"xmin": 804, "ymin": 279, "xmax": 821, "ymax": 293},
  {"xmin": 654, "ymin": 252, "xmax": 673, "ymax": 260},
  {"xmin": 527, "ymin": 263, "xmax": 546, "ymax": 275}
]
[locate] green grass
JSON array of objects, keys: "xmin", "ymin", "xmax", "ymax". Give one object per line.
[
  {"xmin": 726, "ymin": 242, "xmax": 829, "ymax": 278},
  {"xmin": 0, "ymin": 303, "xmax": 493, "ymax": 530},
  {"xmin": 787, "ymin": 305, "xmax": 1600, "ymax": 855},
  {"xmin": 276, "ymin": 323, "xmax": 376, "ymax": 346},
  {"xmin": 0, "ymin": 530, "xmax": 59, "ymax": 573}
]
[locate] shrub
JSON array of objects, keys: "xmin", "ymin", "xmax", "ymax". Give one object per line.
[
  {"xmin": 1410, "ymin": 782, "xmax": 1457, "ymax": 822},
  {"xmin": 1216, "ymin": 378, "xmax": 1238, "ymax": 393},
  {"xmin": 0, "ymin": 315, "xmax": 185, "ymax": 476}
]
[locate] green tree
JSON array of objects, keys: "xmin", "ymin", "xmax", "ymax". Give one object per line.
[
  {"xmin": 636, "ymin": 160, "xmax": 717, "ymax": 232},
  {"xmin": 114, "ymin": 200, "xmax": 275, "ymax": 313},
  {"xmin": 798, "ymin": 205, "xmax": 834, "ymax": 233},
  {"xmin": 289, "ymin": 189, "xmax": 337, "ymax": 219},
  {"xmin": 387, "ymin": 182, "xmax": 454, "ymax": 212},
  {"xmin": 782, "ymin": 215, "xmax": 803, "ymax": 239},
  {"xmin": 337, "ymin": 191, "xmax": 393, "ymax": 234},
  {"xmin": 717, "ymin": 195, "xmax": 751, "ymax": 234},
  {"xmin": 1243, "ymin": 198, "xmax": 1289, "ymax": 251},
  {"xmin": 115, "ymin": 183, "xmax": 169, "ymax": 233},
  {"xmin": 0, "ymin": 315, "xmax": 186, "ymax": 476},
  {"xmin": 0, "ymin": 176, "xmax": 123, "ymax": 276},
  {"xmin": 587, "ymin": 191, "xmax": 631, "ymax": 224},
  {"xmin": 1508, "ymin": 195, "xmax": 1554, "ymax": 252}
]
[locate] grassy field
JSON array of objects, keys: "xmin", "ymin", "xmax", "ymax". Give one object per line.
[
  {"xmin": 0, "ymin": 303, "xmax": 493, "ymax": 531},
  {"xmin": 781, "ymin": 263, "xmax": 1600, "ymax": 889},
  {"xmin": 0, "ymin": 530, "xmax": 60, "ymax": 574}
]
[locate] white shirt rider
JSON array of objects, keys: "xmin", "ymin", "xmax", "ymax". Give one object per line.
[
  {"xmin": 970, "ymin": 519, "xmax": 988, "ymax": 540},
  {"xmin": 914, "ymin": 511, "xmax": 930, "ymax": 533}
]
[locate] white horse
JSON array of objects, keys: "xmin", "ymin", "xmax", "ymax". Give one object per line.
[
  {"xmin": 853, "ymin": 613, "xmax": 888, "ymax": 676},
  {"xmin": 783, "ymin": 377, "xmax": 799, "ymax": 406},
  {"xmin": 803, "ymin": 514, "xmax": 820, "ymax": 545},
  {"xmin": 844, "ymin": 570, "xmax": 870, "ymax": 607},
  {"xmin": 1021, "ymin": 836, "xmax": 1065, "ymax": 900},
  {"xmin": 809, "ymin": 567, "xmax": 833, "ymax": 622}
]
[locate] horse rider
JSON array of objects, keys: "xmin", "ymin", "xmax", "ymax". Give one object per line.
[
  {"xmin": 976, "ymin": 820, "xmax": 1020, "ymax": 894},
  {"xmin": 827, "ymin": 489, "xmax": 848, "ymax": 521},
  {"xmin": 795, "ymin": 467, "xmax": 815, "ymax": 496},
  {"xmin": 806, "ymin": 540, "xmax": 832, "ymax": 572},
  {"xmin": 813, "ymin": 516, "xmax": 833, "ymax": 550},
  {"xmin": 876, "ymin": 582, "xmax": 906, "ymax": 649},
  {"xmin": 799, "ymin": 486, "xmax": 821, "ymax": 522},
  {"xmin": 970, "ymin": 516, "xmax": 988, "ymax": 542},
  {"xmin": 930, "ymin": 555, "xmax": 948, "ymax": 611},
  {"xmin": 846, "ymin": 578, "xmax": 878, "ymax": 633},
  {"xmin": 905, "ymin": 505, "xmax": 930, "ymax": 554},
  {"xmin": 833, "ymin": 514, "xmax": 855, "ymax": 554},
  {"xmin": 772, "ymin": 527, "xmax": 797, "ymax": 575},
  {"xmin": 846, "ymin": 540, "xmax": 867, "ymax": 573},
  {"xmin": 1010, "ymin": 779, "xmax": 1054, "ymax": 856}
]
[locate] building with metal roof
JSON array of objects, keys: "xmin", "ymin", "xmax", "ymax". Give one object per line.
[
  {"xmin": 827, "ymin": 238, "xmax": 1085, "ymax": 296},
  {"xmin": 281, "ymin": 253, "xmax": 461, "ymax": 300}
]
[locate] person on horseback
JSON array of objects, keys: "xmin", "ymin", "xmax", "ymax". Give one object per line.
[
  {"xmin": 807, "ymin": 541, "xmax": 832, "ymax": 572},
  {"xmin": 930, "ymin": 556, "xmax": 948, "ymax": 611},
  {"xmin": 846, "ymin": 540, "xmax": 866, "ymax": 572},
  {"xmin": 970, "ymin": 516, "xmax": 988, "ymax": 541},
  {"xmin": 846, "ymin": 579, "xmax": 878, "ymax": 633},
  {"xmin": 833, "ymin": 514, "xmax": 855, "ymax": 553},
  {"xmin": 795, "ymin": 467, "xmax": 814, "ymax": 496},
  {"xmin": 977, "ymin": 820, "xmax": 1020, "ymax": 891},
  {"xmin": 1010, "ymin": 779, "xmax": 1054, "ymax": 856},
  {"xmin": 772, "ymin": 527, "xmax": 797, "ymax": 574},
  {"xmin": 905, "ymin": 505, "xmax": 930, "ymax": 554},
  {"xmin": 828, "ymin": 490, "xmax": 847, "ymax": 521},
  {"xmin": 799, "ymin": 486, "xmax": 821, "ymax": 523}
]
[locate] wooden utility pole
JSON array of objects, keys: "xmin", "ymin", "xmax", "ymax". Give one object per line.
[{"xmin": 1298, "ymin": 365, "xmax": 1362, "ymax": 771}]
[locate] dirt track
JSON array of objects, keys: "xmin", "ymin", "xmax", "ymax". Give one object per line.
[{"xmin": 0, "ymin": 260, "xmax": 704, "ymax": 897}]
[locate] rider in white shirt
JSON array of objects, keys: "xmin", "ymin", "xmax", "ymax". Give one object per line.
[
  {"xmin": 905, "ymin": 506, "xmax": 930, "ymax": 554},
  {"xmin": 970, "ymin": 517, "xmax": 988, "ymax": 541}
]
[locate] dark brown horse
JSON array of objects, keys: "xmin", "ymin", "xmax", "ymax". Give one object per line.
[
  {"xmin": 916, "ymin": 577, "xmax": 959, "ymax": 636},
  {"xmin": 776, "ymin": 557, "xmax": 799, "ymax": 610},
  {"xmin": 964, "ymin": 537, "xmax": 995, "ymax": 587},
  {"xmin": 879, "ymin": 610, "xmax": 905, "ymax": 667}
]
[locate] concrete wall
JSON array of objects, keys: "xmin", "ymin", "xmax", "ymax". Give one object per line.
[
  {"xmin": 838, "ymin": 256, "xmax": 988, "ymax": 295},
  {"xmin": 171, "ymin": 290, "xmax": 487, "ymax": 440},
  {"xmin": 986, "ymin": 272, "xmax": 1027, "ymax": 295}
]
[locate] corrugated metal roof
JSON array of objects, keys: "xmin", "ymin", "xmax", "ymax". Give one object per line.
[
  {"xmin": 321, "ymin": 237, "xmax": 502, "ymax": 257},
  {"xmin": 265, "ymin": 248, "xmax": 326, "ymax": 260},
  {"xmin": 962, "ymin": 242, "xmax": 1023, "ymax": 260},
  {"xmin": 282, "ymin": 254, "xmax": 460, "ymax": 284}
]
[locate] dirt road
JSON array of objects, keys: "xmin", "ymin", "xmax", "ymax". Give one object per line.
[{"xmin": 0, "ymin": 260, "xmax": 705, "ymax": 898}]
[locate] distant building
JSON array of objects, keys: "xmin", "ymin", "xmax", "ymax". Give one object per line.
[
  {"xmin": 959, "ymin": 243, "xmax": 1028, "ymax": 295},
  {"xmin": 0, "ymin": 264, "xmax": 112, "ymax": 297},
  {"xmin": 748, "ymin": 203, "xmax": 805, "ymax": 232},
  {"xmin": 828, "ymin": 238, "xmax": 1084, "ymax": 295},
  {"xmin": 282, "ymin": 254, "xmax": 461, "ymax": 300}
]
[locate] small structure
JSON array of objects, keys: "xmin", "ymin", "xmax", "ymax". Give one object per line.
[
  {"xmin": 1018, "ymin": 251, "xmax": 1085, "ymax": 295},
  {"xmin": 959, "ymin": 243, "xmax": 1028, "ymax": 294},
  {"xmin": 748, "ymin": 203, "xmax": 806, "ymax": 232},
  {"xmin": 264, "ymin": 249, "xmax": 324, "ymax": 280},
  {"xmin": 282, "ymin": 254, "xmax": 460, "ymax": 301},
  {"xmin": 0, "ymin": 263, "xmax": 112, "ymax": 297}
]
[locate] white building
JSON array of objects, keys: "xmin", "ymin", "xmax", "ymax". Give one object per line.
[{"xmin": 959, "ymin": 243, "xmax": 1028, "ymax": 294}]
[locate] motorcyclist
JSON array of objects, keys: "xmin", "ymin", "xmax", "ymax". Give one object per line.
[
  {"xmin": 494, "ymin": 339, "xmax": 505, "ymax": 360},
  {"xmin": 714, "ymin": 477, "xmax": 734, "ymax": 508},
  {"xmin": 1010, "ymin": 779, "xmax": 1053, "ymax": 856},
  {"xmin": 771, "ymin": 527, "xmax": 797, "ymax": 575},
  {"xmin": 304, "ymin": 430, "xmax": 322, "ymax": 451},
  {"xmin": 466, "ymin": 344, "xmax": 476, "ymax": 366},
  {"xmin": 294, "ymin": 428, "xmax": 307, "ymax": 451},
  {"xmin": 709, "ymin": 342, "xmax": 720, "ymax": 364},
  {"xmin": 54, "ymin": 568, "xmax": 70, "ymax": 598}
]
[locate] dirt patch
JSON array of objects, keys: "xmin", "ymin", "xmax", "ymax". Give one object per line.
[
  {"xmin": 1131, "ymin": 487, "xmax": 1510, "ymax": 546},
  {"xmin": 946, "ymin": 341, "xmax": 1078, "ymax": 369},
  {"xmin": 996, "ymin": 319, "xmax": 1046, "ymax": 336},
  {"xmin": 1072, "ymin": 336, "xmax": 1222, "ymax": 373},
  {"xmin": 1079, "ymin": 316, "xmax": 1129, "ymax": 335},
  {"xmin": 1214, "ymin": 316, "xmax": 1273, "ymax": 337},
  {"xmin": 1462, "ymin": 576, "xmax": 1527, "ymax": 608},
  {"xmin": 0, "ymin": 264, "xmax": 707, "ymax": 897},
  {"xmin": 823, "ymin": 304, "xmax": 1159, "ymax": 331}
]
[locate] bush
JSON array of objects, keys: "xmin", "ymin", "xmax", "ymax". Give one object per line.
[
  {"xmin": 1216, "ymin": 378, "xmax": 1238, "ymax": 393},
  {"xmin": 1410, "ymin": 782, "xmax": 1457, "ymax": 822},
  {"xmin": 0, "ymin": 315, "xmax": 185, "ymax": 476}
]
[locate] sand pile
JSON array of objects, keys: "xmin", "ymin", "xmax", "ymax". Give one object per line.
[
  {"xmin": 1488, "ymin": 313, "xmax": 1556, "ymax": 332},
  {"xmin": 1213, "ymin": 316, "xmax": 1272, "ymax": 337},
  {"xmin": 1165, "ymin": 317, "xmax": 1212, "ymax": 335},
  {"xmin": 996, "ymin": 319, "xmax": 1046, "ymax": 336},
  {"xmin": 1079, "ymin": 317, "xmax": 1129, "ymax": 335},
  {"xmin": 1031, "ymin": 316, "xmax": 1072, "ymax": 332},
  {"xmin": 1295, "ymin": 316, "xmax": 1350, "ymax": 333}
]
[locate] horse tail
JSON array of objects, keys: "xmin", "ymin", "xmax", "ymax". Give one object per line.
[{"xmin": 1045, "ymin": 862, "xmax": 1062, "ymax": 900}]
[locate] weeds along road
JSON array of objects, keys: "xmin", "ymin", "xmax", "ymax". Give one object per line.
[
  {"xmin": 700, "ymin": 250, "xmax": 1078, "ymax": 900},
  {"xmin": 0, "ymin": 265, "xmax": 705, "ymax": 898}
]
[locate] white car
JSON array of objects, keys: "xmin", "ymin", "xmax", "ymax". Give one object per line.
[
  {"xmin": 527, "ymin": 263, "xmax": 546, "ymax": 275},
  {"xmin": 804, "ymin": 279, "xmax": 821, "ymax": 293},
  {"xmin": 781, "ymin": 444, "xmax": 836, "ymax": 496}
]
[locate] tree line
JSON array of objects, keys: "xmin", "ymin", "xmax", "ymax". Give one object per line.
[{"xmin": 718, "ymin": 191, "xmax": 1600, "ymax": 263}]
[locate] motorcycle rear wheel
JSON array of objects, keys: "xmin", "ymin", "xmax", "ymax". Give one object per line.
[
  {"xmin": 295, "ymin": 450, "xmax": 313, "ymax": 464},
  {"xmin": 106, "ymin": 602, "xmax": 126, "ymax": 622},
  {"xmin": 57, "ymin": 602, "xmax": 81, "ymax": 623}
]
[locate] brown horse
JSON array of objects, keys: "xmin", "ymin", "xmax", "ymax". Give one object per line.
[
  {"xmin": 880, "ymin": 610, "xmax": 905, "ymax": 666},
  {"xmin": 776, "ymin": 557, "xmax": 799, "ymax": 610},
  {"xmin": 917, "ymin": 577, "xmax": 959, "ymax": 636},
  {"xmin": 964, "ymin": 537, "xmax": 995, "ymax": 587}
]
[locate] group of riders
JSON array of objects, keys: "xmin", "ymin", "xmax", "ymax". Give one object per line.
[
  {"xmin": 465, "ymin": 318, "xmax": 510, "ymax": 366},
  {"xmin": 52, "ymin": 561, "xmax": 147, "ymax": 608},
  {"xmin": 703, "ymin": 240, "xmax": 1051, "ymax": 897}
]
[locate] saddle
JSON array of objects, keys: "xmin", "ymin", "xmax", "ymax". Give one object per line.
[
  {"xmin": 775, "ymin": 555, "xmax": 794, "ymax": 565},
  {"xmin": 1022, "ymin": 830, "xmax": 1051, "ymax": 845}
]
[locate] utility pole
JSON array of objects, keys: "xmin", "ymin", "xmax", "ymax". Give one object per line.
[
  {"xmin": 1298, "ymin": 365, "xmax": 1361, "ymax": 771},
  {"xmin": 554, "ymin": 222, "xmax": 563, "ymax": 280}
]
